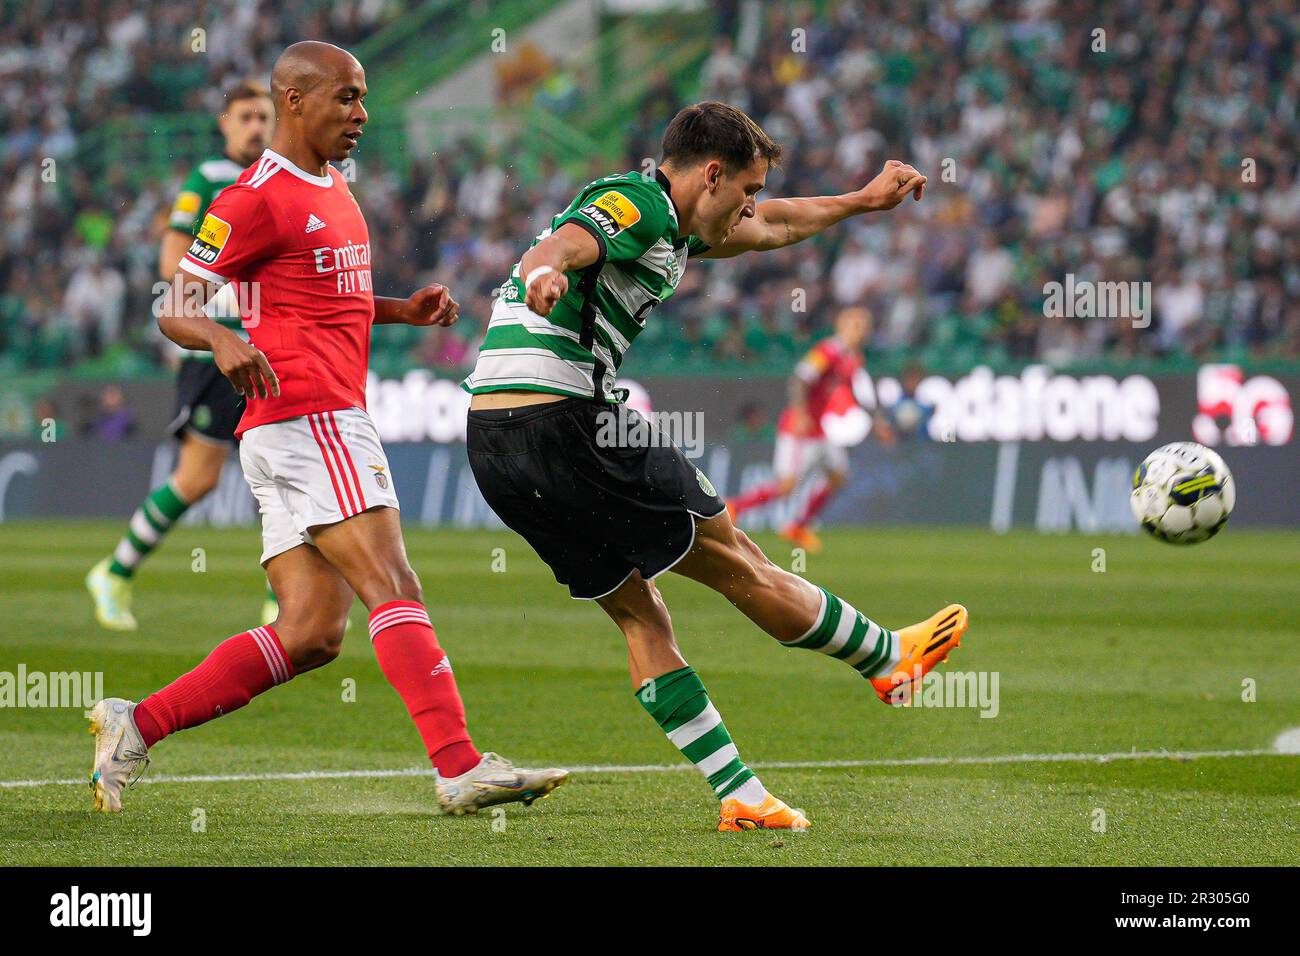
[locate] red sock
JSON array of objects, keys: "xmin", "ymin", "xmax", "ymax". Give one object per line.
[
  {"xmin": 369, "ymin": 600, "xmax": 481, "ymax": 778},
  {"xmin": 133, "ymin": 626, "xmax": 293, "ymax": 748},
  {"xmin": 731, "ymin": 482, "xmax": 783, "ymax": 516},
  {"xmin": 796, "ymin": 481, "xmax": 835, "ymax": 527}
]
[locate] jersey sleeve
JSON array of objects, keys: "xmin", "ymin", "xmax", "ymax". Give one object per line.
[
  {"xmin": 167, "ymin": 167, "xmax": 213, "ymax": 234},
  {"xmin": 556, "ymin": 179, "xmax": 671, "ymax": 264},
  {"xmin": 793, "ymin": 341, "xmax": 833, "ymax": 384},
  {"xmin": 178, "ymin": 185, "xmax": 277, "ymax": 285}
]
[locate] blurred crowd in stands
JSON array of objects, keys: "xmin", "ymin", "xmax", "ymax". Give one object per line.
[{"xmin": 1, "ymin": 0, "xmax": 1296, "ymax": 382}]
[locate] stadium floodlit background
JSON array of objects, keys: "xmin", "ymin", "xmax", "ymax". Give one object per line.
[{"xmin": 0, "ymin": 0, "xmax": 1296, "ymax": 868}]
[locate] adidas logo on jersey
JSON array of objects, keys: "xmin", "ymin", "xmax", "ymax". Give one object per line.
[{"xmin": 305, "ymin": 214, "xmax": 327, "ymax": 234}]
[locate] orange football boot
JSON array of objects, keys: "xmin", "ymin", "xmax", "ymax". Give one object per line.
[
  {"xmin": 869, "ymin": 604, "xmax": 969, "ymax": 705},
  {"xmin": 779, "ymin": 523, "xmax": 822, "ymax": 554},
  {"xmin": 718, "ymin": 793, "xmax": 811, "ymax": 832}
]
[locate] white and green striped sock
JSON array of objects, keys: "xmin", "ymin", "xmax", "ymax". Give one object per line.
[
  {"xmin": 636, "ymin": 666, "xmax": 768, "ymax": 804},
  {"xmin": 784, "ymin": 587, "xmax": 901, "ymax": 679},
  {"xmin": 109, "ymin": 481, "xmax": 190, "ymax": 579}
]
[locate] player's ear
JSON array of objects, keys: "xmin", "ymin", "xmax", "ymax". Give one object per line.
[{"xmin": 704, "ymin": 160, "xmax": 722, "ymax": 193}]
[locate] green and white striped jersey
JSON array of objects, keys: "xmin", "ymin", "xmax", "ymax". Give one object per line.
[
  {"xmin": 463, "ymin": 169, "xmax": 710, "ymax": 401},
  {"xmin": 167, "ymin": 156, "xmax": 246, "ymax": 361}
]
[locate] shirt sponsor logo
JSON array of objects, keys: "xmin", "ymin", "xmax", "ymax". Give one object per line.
[
  {"xmin": 579, "ymin": 190, "xmax": 641, "ymax": 237},
  {"xmin": 188, "ymin": 213, "xmax": 231, "ymax": 265},
  {"xmin": 313, "ymin": 240, "xmax": 372, "ymax": 294}
]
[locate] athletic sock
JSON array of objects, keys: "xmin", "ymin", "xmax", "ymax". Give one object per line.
[
  {"xmin": 781, "ymin": 587, "xmax": 901, "ymax": 678},
  {"xmin": 109, "ymin": 481, "xmax": 190, "ymax": 578},
  {"xmin": 133, "ymin": 626, "xmax": 293, "ymax": 747},
  {"xmin": 636, "ymin": 666, "xmax": 768, "ymax": 803},
  {"xmin": 795, "ymin": 480, "xmax": 834, "ymax": 527},
  {"xmin": 730, "ymin": 482, "xmax": 782, "ymax": 517},
  {"xmin": 368, "ymin": 600, "xmax": 481, "ymax": 778}
]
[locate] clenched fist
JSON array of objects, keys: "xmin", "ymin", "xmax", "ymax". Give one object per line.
[
  {"xmin": 526, "ymin": 269, "xmax": 569, "ymax": 318},
  {"xmin": 401, "ymin": 284, "xmax": 460, "ymax": 327},
  {"xmin": 859, "ymin": 160, "xmax": 927, "ymax": 211}
]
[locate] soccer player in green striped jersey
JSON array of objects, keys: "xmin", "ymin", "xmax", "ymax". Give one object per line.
[
  {"xmin": 465, "ymin": 102, "xmax": 969, "ymax": 831},
  {"xmin": 463, "ymin": 168, "xmax": 709, "ymax": 400},
  {"xmin": 87, "ymin": 80, "xmax": 274, "ymax": 631}
]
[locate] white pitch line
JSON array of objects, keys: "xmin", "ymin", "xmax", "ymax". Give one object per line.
[{"xmin": 0, "ymin": 747, "xmax": 1288, "ymax": 790}]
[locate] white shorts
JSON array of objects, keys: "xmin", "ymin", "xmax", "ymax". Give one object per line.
[
  {"xmin": 239, "ymin": 407, "xmax": 400, "ymax": 564},
  {"xmin": 773, "ymin": 433, "xmax": 849, "ymax": 481}
]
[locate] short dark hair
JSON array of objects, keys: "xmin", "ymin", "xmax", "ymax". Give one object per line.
[
  {"xmin": 224, "ymin": 79, "xmax": 271, "ymax": 110},
  {"xmin": 661, "ymin": 102, "xmax": 782, "ymax": 173}
]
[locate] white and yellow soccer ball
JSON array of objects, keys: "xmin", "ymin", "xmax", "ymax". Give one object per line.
[{"xmin": 1130, "ymin": 441, "xmax": 1236, "ymax": 544}]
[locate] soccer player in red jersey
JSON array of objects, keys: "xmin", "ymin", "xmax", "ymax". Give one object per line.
[
  {"xmin": 728, "ymin": 305, "xmax": 889, "ymax": 553},
  {"xmin": 87, "ymin": 41, "xmax": 566, "ymax": 815}
]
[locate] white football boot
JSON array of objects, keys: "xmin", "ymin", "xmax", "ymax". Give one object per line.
[
  {"xmin": 436, "ymin": 752, "xmax": 568, "ymax": 815},
  {"xmin": 86, "ymin": 558, "xmax": 138, "ymax": 631},
  {"xmin": 88, "ymin": 698, "xmax": 150, "ymax": 812}
]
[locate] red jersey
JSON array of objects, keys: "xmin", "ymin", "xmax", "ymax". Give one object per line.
[
  {"xmin": 178, "ymin": 148, "xmax": 375, "ymax": 438},
  {"xmin": 778, "ymin": 336, "xmax": 863, "ymax": 438}
]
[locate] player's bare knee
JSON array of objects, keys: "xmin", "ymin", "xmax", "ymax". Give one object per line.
[
  {"xmin": 602, "ymin": 576, "xmax": 671, "ymax": 632},
  {"xmin": 274, "ymin": 624, "xmax": 342, "ymax": 671},
  {"xmin": 270, "ymin": 601, "xmax": 349, "ymax": 670},
  {"xmin": 359, "ymin": 563, "xmax": 423, "ymax": 608},
  {"xmin": 777, "ymin": 476, "xmax": 798, "ymax": 496},
  {"xmin": 393, "ymin": 564, "xmax": 423, "ymax": 605},
  {"xmin": 728, "ymin": 530, "xmax": 778, "ymax": 586},
  {"xmin": 172, "ymin": 471, "xmax": 217, "ymax": 502}
]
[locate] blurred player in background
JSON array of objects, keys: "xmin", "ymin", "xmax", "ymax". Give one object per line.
[
  {"xmin": 86, "ymin": 80, "xmax": 277, "ymax": 631},
  {"xmin": 727, "ymin": 305, "xmax": 890, "ymax": 553},
  {"xmin": 88, "ymin": 42, "xmax": 566, "ymax": 816},
  {"xmin": 882, "ymin": 362, "xmax": 935, "ymax": 440}
]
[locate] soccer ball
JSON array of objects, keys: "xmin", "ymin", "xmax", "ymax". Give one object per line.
[{"xmin": 1130, "ymin": 442, "xmax": 1235, "ymax": 544}]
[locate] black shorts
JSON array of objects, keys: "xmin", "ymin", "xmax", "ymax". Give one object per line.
[
  {"xmin": 168, "ymin": 360, "xmax": 244, "ymax": 444},
  {"xmin": 467, "ymin": 398, "xmax": 725, "ymax": 600}
]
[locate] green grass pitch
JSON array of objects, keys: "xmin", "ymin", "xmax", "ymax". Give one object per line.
[{"xmin": 1, "ymin": 520, "xmax": 1296, "ymax": 866}]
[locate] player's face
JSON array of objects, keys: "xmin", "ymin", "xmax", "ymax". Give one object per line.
[
  {"xmin": 836, "ymin": 310, "xmax": 871, "ymax": 349},
  {"xmin": 698, "ymin": 157, "xmax": 767, "ymax": 246},
  {"xmin": 220, "ymin": 96, "xmax": 274, "ymax": 165},
  {"xmin": 303, "ymin": 63, "xmax": 368, "ymax": 162}
]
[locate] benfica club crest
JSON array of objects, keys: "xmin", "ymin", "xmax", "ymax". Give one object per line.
[{"xmin": 369, "ymin": 463, "xmax": 389, "ymax": 490}]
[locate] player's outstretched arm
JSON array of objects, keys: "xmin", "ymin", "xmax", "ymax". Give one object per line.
[
  {"xmin": 699, "ymin": 160, "xmax": 927, "ymax": 260},
  {"xmin": 156, "ymin": 271, "xmax": 279, "ymax": 399},
  {"xmin": 375, "ymin": 285, "xmax": 459, "ymax": 326}
]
